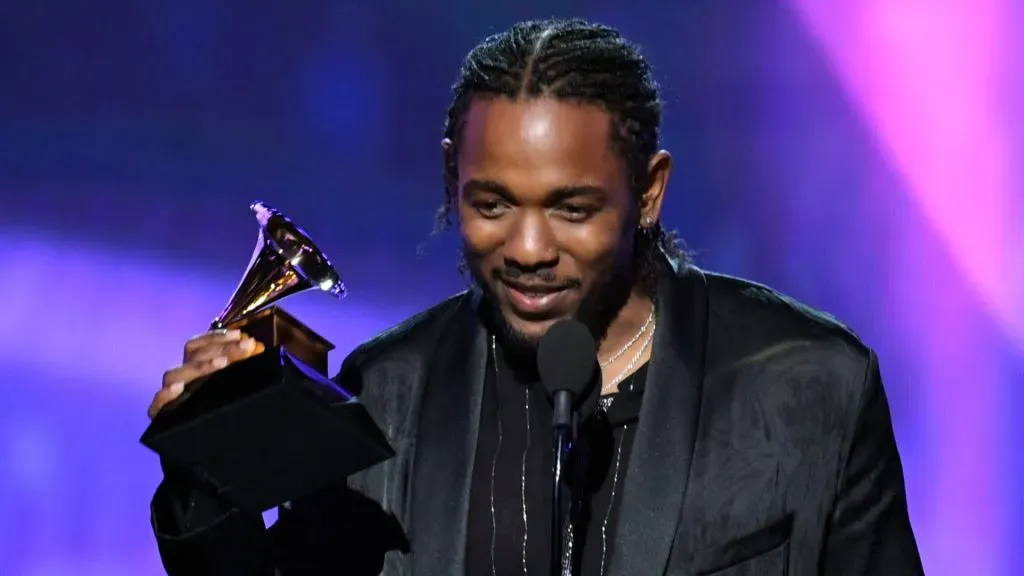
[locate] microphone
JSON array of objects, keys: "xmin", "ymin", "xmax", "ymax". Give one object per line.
[
  {"xmin": 537, "ymin": 319, "xmax": 600, "ymax": 430},
  {"xmin": 537, "ymin": 319, "xmax": 599, "ymax": 576}
]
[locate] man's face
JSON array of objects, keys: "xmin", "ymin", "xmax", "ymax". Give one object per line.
[{"xmin": 450, "ymin": 97, "xmax": 640, "ymax": 348}]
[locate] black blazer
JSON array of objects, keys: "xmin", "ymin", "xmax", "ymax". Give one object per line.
[{"xmin": 151, "ymin": 262, "xmax": 923, "ymax": 575}]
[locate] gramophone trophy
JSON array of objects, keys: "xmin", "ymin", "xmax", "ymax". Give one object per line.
[{"xmin": 140, "ymin": 201, "xmax": 394, "ymax": 514}]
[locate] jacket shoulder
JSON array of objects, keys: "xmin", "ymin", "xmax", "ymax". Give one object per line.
[
  {"xmin": 701, "ymin": 271, "xmax": 872, "ymax": 374},
  {"xmin": 705, "ymin": 272, "xmax": 862, "ymax": 343},
  {"xmin": 699, "ymin": 271, "xmax": 883, "ymax": 442}
]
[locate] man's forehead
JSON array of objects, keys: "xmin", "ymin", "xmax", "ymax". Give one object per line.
[
  {"xmin": 466, "ymin": 97, "xmax": 610, "ymax": 139},
  {"xmin": 457, "ymin": 97, "xmax": 620, "ymax": 176}
]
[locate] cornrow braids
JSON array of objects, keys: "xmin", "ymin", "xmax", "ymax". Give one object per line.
[{"xmin": 436, "ymin": 18, "xmax": 686, "ymax": 293}]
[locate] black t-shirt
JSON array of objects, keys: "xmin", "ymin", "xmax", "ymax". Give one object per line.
[{"xmin": 466, "ymin": 340, "xmax": 647, "ymax": 575}]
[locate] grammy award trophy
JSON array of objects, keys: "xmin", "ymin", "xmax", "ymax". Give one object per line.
[{"xmin": 140, "ymin": 201, "xmax": 394, "ymax": 514}]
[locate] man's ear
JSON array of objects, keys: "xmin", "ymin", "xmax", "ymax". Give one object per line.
[{"xmin": 638, "ymin": 150, "xmax": 672, "ymax": 224}]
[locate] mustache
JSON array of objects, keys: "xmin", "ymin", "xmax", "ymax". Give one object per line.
[{"xmin": 492, "ymin": 267, "xmax": 582, "ymax": 290}]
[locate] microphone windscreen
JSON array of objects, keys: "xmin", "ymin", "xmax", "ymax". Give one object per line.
[{"xmin": 536, "ymin": 319, "xmax": 599, "ymax": 402}]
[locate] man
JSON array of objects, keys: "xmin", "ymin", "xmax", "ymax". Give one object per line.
[{"xmin": 148, "ymin": 18, "xmax": 923, "ymax": 575}]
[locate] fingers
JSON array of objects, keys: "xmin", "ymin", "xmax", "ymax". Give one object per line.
[
  {"xmin": 164, "ymin": 337, "xmax": 265, "ymax": 387},
  {"xmin": 186, "ymin": 334, "xmax": 263, "ymax": 364},
  {"xmin": 183, "ymin": 329, "xmax": 243, "ymax": 360},
  {"xmin": 149, "ymin": 384, "xmax": 184, "ymax": 419},
  {"xmin": 160, "ymin": 355, "xmax": 231, "ymax": 392},
  {"xmin": 219, "ymin": 336, "xmax": 265, "ymax": 363},
  {"xmin": 150, "ymin": 332, "xmax": 266, "ymax": 419}
]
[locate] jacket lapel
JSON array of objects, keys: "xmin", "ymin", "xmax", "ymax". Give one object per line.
[
  {"xmin": 406, "ymin": 293, "xmax": 487, "ymax": 575},
  {"xmin": 606, "ymin": 263, "xmax": 709, "ymax": 575}
]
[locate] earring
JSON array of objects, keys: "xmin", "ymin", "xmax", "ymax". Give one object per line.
[{"xmin": 641, "ymin": 215, "xmax": 654, "ymax": 228}]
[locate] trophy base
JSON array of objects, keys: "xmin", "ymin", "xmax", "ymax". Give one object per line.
[{"xmin": 140, "ymin": 348, "xmax": 395, "ymax": 514}]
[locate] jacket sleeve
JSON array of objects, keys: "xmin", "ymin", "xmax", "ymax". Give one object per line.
[
  {"xmin": 150, "ymin": 467, "xmax": 406, "ymax": 576},
  {"xmin": 150, "ymin": 459, "xmax": 273, "ymax": 575},
  {"xmin": 822, "ymin": 351, "xmax": 924, "ymax": 575}
]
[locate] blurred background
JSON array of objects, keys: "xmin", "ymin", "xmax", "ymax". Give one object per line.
[{"xmin": 1, "ymin": 1, "xmax": 1021, "ymax": 574}]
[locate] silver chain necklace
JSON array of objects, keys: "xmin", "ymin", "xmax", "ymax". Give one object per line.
[
  {"xmin": 598, "ymin": 307, "xmax": 654, "ymax": 368},
  {"xmin": 600, "ymin": 321, "xmax": 655, "ymax": 410}
]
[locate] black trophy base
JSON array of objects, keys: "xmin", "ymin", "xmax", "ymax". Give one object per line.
[{"xmin": 140, "ymin": 347, "xmax": 395, "ymax": 514}]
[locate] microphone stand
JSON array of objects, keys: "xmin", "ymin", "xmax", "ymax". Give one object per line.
[{"xmin": 550, "ymin": 392, "xmax": 575, "ymax": 576}]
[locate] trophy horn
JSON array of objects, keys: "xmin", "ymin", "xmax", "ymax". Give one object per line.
[{"xmin": 211, "ymin": 201, "xmax": 345, "ymax": 329}]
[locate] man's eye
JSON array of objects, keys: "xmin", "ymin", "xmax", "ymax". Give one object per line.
[
  {"xmin": 474, "ymin": 201, "xmax": 507, "ymax": 218},
  {"xmin": 557, "ymin": 204, "xmax": 596, "ymax": 221}
]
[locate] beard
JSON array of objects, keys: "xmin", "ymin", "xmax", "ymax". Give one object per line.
[{"xmin": 465, "ymin": 250, "xmax": 635, "ymax": 374}]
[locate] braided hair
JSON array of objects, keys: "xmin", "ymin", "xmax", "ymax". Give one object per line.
[{"xmin": 436, "ymin": 18, "xmax": 686, "ymax": 293}]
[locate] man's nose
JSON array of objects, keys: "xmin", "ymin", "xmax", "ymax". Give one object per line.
[{"xmin": 503, "ymin": 211, "xmax": 558, "ymax": 270}]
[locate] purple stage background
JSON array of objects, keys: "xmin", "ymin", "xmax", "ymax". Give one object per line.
[{"xmin": 1, "ymin": 1, "xmax": 1021, "ymax": 574}]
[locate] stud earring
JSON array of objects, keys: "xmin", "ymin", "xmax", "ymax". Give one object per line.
[{"xmin": 641, "ymin": 215, "xmax": 654, "ymax": 227}]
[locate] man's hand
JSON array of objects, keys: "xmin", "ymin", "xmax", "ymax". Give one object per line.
[{"xmin": 148, "ymin": 329, "xmax": 265, "ymax": 419}]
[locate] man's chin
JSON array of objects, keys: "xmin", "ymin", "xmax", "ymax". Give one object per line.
[
  {"xmin": 500, "ymin": 309, "xmax": 568, "ymax": 341},
  {"xmin": 489, "ymin": 309, "xmax": 566, "ymax": 365}
]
